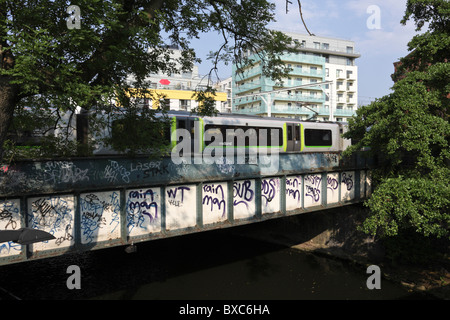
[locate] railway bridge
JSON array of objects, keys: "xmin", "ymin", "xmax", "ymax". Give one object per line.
[{"xmin": 0, "ymin": 152, "xmax": 373, "ymax": 266}]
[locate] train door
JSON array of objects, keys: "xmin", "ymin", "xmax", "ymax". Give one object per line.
[
  {"xmin": 176, "ymin": 117, "xmax": 197, "ymax": 153},
  {"xmin": 286, "ymin": 123, "xmax": 301, "ymax": 152}
]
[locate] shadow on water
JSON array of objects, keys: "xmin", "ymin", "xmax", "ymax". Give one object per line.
[{"xmin": 0, "ymin": 222, "xmax": 435, "ymax": 300}]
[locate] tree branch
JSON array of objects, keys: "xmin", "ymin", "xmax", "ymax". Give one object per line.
[{"xmin": 296, "ymin": 0, "xmax": 314, "ymax": 36}]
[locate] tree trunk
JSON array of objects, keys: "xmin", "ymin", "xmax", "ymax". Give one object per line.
[{"xmin": 0, "ymin": 77, "xmax": 19, "ymax": 161}]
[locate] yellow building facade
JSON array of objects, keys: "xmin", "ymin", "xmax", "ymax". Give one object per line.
[{"xmin": 128, "ymin": 88, "xmax": 228, "ymax": 112}]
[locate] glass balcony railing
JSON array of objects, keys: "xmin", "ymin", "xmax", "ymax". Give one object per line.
[
  {"xmin": 272, "ymin": 92, "xmax": 325, "ymax": 103},
  {"xmin": 233, "ymin": 105, "xmax": 357, "ymax": 117},
  {"xmin": 232, "ymin": 93, "xmax": 325, "ymax": 107},
  {"xmin": 333, "ymin": 108, "xmax": 356, "ymax": 116},
  {"xmin": 281, "ymin": 53, "xmax": 326, "ymax": 66}
]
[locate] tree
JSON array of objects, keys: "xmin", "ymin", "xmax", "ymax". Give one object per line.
[
  {"xmin": 344, "ymin": 0, "xmax": 450, "ymax": 240},
  {"xmin": 0, "ymin": 0, "xmax": 298, "ymax": 159}
]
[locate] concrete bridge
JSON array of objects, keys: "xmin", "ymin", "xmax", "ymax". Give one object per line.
[{"xmin": 0, "ymin": 152, "xmax": 372, "ymax": 266}]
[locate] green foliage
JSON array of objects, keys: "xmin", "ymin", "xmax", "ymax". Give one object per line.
[
  {"xmin": 191, "ymin": 86, "xmax": 219, "ymax": 116},
  {"xmin": 344, "ymin": 0, "xmax": 450, "ymax": 240},
  {"xmin": 1, "ymin": 0, "xmax": 294, "ymax": 159},
  {"xmin": 382, "ymin": 229, "xmax": 443, "ymax": 265},
  {"xmin": 104, "ymin": 90, "xmax": 172, "ymax": 157},
  {"xmin": 360, "ymin": 175, "xmax": 450, "ymax": 239}
]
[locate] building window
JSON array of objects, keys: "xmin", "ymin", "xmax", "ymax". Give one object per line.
[
  {"xmin": 314, "ymin": 42, "xmax": 320, "ymax": 49},
  {"xmin": 325, "ymin": 68, "xmax": 329, "ymax": 77},
  {"xmin": 180, "ymin": 100, "xmax": 191, "ymax": 110},
  {"xmin": 346, "ymin": 46, "xmax": 353, "ymax": 53},
  {"xmin": 347, "ymin": 58, "xmax": 354, "ymax": 66},
  {"xmin": 322, "ymin": 43, "xmax": 329, "ymax": 50}
]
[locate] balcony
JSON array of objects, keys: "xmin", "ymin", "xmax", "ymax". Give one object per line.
[
  {"xmin": 233, "ymin": 82, "xmax": 262, "ymax": 95},
  {"xmin": 346, "ymin": 97, "xmax": 357, "ymax": 105},
  {"xmin": 336, "ymin": 84, "xmax": 346, "ymax": 92},
  {"xmin": 288, "ymin": 67, "xmax": 325, "ymax": 79},
  {"xmin": 346, "ymin": 71, "xmax": 357, "ymax": 81},
  {"xmin": 233, "ymin": 95, "xmax": 263, "ymax": 106},
  {"xmin": 273, "ymin": 92, "xmax": 325, "ymax": 104},
  {"xmin": 346, "ymin": 84, "xmax": 356, "ymax": 92},
  {"xmin": 234, "ymin": 66, "xmax": 262, "ymax": 82},
  {"xmin": 336, "ymin": 72, "xmax": 346, "ymax": 80},
  {"xmin": 233, "ymin": 103, "xmax": 357, "ymax": 118},
  {"xmin": 233, "ymin": 105, "xmax": 263, "ymax": 115},
  {"xmin": 282, "ymin": 53, "xmax": 326, "ymax": 66},
  {"xmin": 333, "ymin": 108, "xmax": 356, "ymax": 117},
  {"xmin": 263, "ymin": 78, "xmax": 325, "ymax": 91},
  {"xmin": 287, "ymin": 42, "xmax": 361, "ymax": 59}
]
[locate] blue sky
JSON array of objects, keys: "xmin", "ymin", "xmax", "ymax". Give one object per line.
[{"xmin": 191, "ymin": 0, "xmax": 423, "ymax": 104}]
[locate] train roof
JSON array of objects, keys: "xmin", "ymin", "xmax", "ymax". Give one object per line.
[{"xmin": 164, "ymin": 110, "xmax": 347, "ymax": 125}]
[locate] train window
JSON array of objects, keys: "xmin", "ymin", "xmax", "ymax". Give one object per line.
[
  {"xmin": 295, "ymin": 126, "xmax": 300, "ymax": 141},
  {"xmin": 305, "ymin": 129, "xmax": 332, "ymax": 147},
  {"xmin": 177, "ymin": 119, "xmax": 186, "ymax": 130},
  {"xmin": 287, "ymin": 126, "xmax": 293, "ymax": 140},
  {"xmin": 225, "ymin": 128, "xmax": 237, "ymax": 146},
  {"xmin": 258, "ymin": 128, "xmax": 282, "ymax": 147},
  {"xmin": 177, "ymin": 118, "xmax": 195, "ymax": 139},
  {"xmin": 190, "ymin": 120, "xmax": 195, "ymax": 136},
  {"xmin": 204, "ymin": 125, "xmax": 283, "ymax": 147},
  {"xmin": 271, "ymin": 128, "xmax": 282, "ymax": 146},
  {"xmin": 241, "ymin": 128, "xmax": 258, "ymax": 147}
]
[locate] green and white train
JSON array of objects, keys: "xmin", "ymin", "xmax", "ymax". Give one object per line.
[{"xmin": 96, "ymin": 111, "xmax": 351, "ymax": 155}]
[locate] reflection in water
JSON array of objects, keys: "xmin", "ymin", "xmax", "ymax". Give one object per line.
[
  {"xmin": 0, "ymin": 228, "xmax": 419, "ymax": 300},
  {"xmin": 94, "ymin": 248, "xmax": 410, "ymax": 300}
]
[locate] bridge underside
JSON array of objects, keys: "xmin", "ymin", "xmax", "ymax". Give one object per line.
[{"xmin": 0, "ymin": 152, "xmax": 373, "ymax": 265}]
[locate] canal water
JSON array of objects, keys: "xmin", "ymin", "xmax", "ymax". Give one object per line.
[{"xmin": 0, "ymin": 222, "xmax": 424, "ymax": 301}]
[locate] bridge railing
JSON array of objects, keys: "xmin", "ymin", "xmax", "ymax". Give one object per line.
[{"xmin": 0, "ymin": 152, "xmax": 373, "ymax": 265}]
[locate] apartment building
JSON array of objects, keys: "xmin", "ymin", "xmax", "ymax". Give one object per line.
[
  {"xmin": 232, "ymin": 32, "xmax": 360, "ymax": 122},
  {"xmin": 126, "ymin": 47, "xmax": 228, "ymax": 112},
  {"xmin": 216, "ymin": 77, "xmax": 233, "ymax": 113}
]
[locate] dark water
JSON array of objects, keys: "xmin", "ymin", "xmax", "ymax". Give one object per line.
[{"xmin": 0, "ymin": 223, "xmax": 428, "ymax": 301}]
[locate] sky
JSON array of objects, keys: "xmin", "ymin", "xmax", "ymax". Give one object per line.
[{"xmin": 191, "ymin": 0, "xmax": 423, "ymax": 104}]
